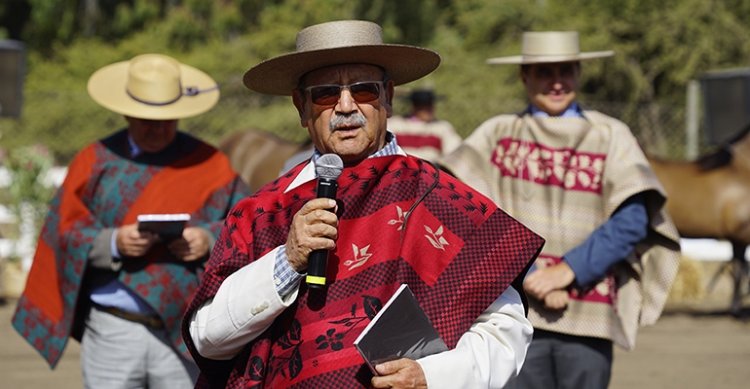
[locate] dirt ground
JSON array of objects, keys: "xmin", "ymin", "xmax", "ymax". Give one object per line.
[{"xmin": 1, "ymin": 260, "xmax": 749, "ymax": 389}]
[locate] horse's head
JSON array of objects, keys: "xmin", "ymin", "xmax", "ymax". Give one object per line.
[{"xmin": 218, "ymin": 129, "xmax": 311, "ymax": 192}]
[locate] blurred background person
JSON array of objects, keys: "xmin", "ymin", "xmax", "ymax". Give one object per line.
[
  {"xmin": 388, "ymin": 88, "xmax": 462, "ymax": 162},
  {"xmin": 11, "ymin": 53, "xmax": 249, "ymax": 389},
  {"xmin": 440, "ymin": 31, "xmax": 681, "ymax": 389}
]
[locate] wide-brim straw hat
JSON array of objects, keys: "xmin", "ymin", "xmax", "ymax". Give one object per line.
[
  {"xmin": 487, "ymin": 31, "xmax": 613, "ymax": 65},
  {"xmin": 243, "ymin": 20, "xmax": 441, "ymax": 96},
  {"xmin": 87, "ymin": 53, "xmax": 219, "ymax": 120}
]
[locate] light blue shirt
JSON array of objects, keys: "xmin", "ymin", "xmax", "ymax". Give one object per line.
[{"xmin": 528, "ymin": 102, "xmax": 582, "ymax": 118}]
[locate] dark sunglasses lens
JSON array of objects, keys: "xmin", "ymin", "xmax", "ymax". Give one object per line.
[
  {"xmin": 309, "ymin": 82, "xmax": 381, "ymax": 105},
  {"xmin": 350, "ymin": 83, "xmax": 380, "ymax": 102},
  {"xmin": 310, "ymin": 86, "xmax": 342, "ymax": 105}
]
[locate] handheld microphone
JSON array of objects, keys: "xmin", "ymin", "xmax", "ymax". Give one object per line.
[{"xmin": 305, "ymin": 153, "xmax": 344, "ymax": 288}]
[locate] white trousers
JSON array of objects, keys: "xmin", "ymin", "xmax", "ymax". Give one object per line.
[{"xmin": 81, "ymin": 305, "xmax": 199, "ymax": 389}]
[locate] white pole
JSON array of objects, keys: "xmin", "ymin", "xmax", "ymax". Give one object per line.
[
  {"xmin": 686, "ymin": 80, "xmax": 700, "ymax": 160},
  {"xmin": 17, "ymin": 202, "xmax": 36, "ymax": 271}
]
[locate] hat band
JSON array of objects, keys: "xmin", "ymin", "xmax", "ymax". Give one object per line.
[
  {"xmin": 126, "ymin": 84, "xmax": 219, "ymax": 106},
  {"xmin": 185, "ymin": 85, "xmax": 219, "ymax": 96}
]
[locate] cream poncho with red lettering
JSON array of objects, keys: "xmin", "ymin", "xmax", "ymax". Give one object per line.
[{"xmin": 442, "ymin": 110, "xmax": 681, "ymax": 350}]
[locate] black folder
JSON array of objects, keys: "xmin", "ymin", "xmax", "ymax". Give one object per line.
[{"xmin": 353, "ymin": 284, "xmax": 448, "ymax": 375}]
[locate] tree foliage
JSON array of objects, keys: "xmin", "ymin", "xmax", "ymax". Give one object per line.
[{"xmin": 1, "ymin": 0, "xmax": 750, "ymax": 163}]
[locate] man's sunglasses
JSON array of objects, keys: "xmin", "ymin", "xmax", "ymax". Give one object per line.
[{"xmin": 304, "ymin": 81, "xmax": 383, "ymax": 106}]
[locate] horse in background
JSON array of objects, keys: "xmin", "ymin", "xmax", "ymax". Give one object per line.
[
  {"xmin": 648, "ymin": 125, "xmax": 750, "ymax": 315},
  {"xmin": 218, "ymin": 129, "xmax": 312, "ymax": 193}
]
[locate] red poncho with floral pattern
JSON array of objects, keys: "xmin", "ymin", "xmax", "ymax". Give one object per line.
[{"xmin": 183, "ymin": 155, "xmax": 544, "ymax": 388}]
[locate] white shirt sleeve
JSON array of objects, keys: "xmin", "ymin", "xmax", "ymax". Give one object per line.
[
  {"xmin": 189, "ymin": 246, "xmax": 300, "ymax": 360},
  {"xmin": 417, "ymin": 286, "xmax": 533, "ymax": 388}
]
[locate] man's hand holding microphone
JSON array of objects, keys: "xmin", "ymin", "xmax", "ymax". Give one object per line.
[{"xmin": 284, "ymin": 154, "xmax": 343, "ymax": 287}]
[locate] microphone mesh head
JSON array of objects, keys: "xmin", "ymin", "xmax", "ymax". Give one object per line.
[{"xmin": 316, "ymin": 153, "xmax": 344, "ymax": 180}]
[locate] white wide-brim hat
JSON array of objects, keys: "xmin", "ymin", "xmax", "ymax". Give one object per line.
[
  {"xmin": 87, "ymin": 53, "xmax": 219, "ymax": 120},
  {"xmin": 243, "ymin": 20, "xmax": 441, "ymax": 96},
  {"xmin": 487, "ymin": 31, "xmax": 613, "ymax": 65}
]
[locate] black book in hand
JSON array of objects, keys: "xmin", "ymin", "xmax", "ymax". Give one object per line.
[
  {"xmin": 137, "ymin": 213, "xmax": 190, "ymax": 240},
  {"xmin": 354, "ymin": 284, "xmax": 448, "ymax": 375}
]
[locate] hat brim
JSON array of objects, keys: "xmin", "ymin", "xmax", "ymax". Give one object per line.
[
  {"xmin": 243, "ymin": 44, "xmax": 441, "ymax": 95},
  {"xmin": 486, "ymin": 50, "xmax": 614, "ymax": 65},
  {"xmin": 87, "ymin": 61, "xmax": 220, "ymax": 120}
]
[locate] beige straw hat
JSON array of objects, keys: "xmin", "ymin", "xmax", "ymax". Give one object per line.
[
  {"xmin": 87, "ymin": 53, "xmax": 219, "ymax": 120},
  {"xmin": 487, "ymin": 31, "xmax": 613, "ymax": 65},
  {"xmin": 243, "ymin": 20, "xmax": 441, "ymax": 95}
]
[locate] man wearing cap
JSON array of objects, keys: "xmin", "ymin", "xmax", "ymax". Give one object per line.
[
  {"xmin": 387, "ymin": 88, "xmax": 462, "ymax": 162},
  {"xmin": 12, "ymin": 54, "xmax": 250, "ymax": 388},
  {"xmin": 183, "ymin": 20, "xmax": 545, "ymax": 388},
  {"xmin": 440, "ymin": 31, "xmax": 681, "ymax": 388}
]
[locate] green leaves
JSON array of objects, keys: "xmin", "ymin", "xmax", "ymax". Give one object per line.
[
  {"xmin": 2, "ymin": 144, "xmax": 55, "ymax": 244},
  {"xmin": 2, "ymin": 0, "xmax": 750, "ymax": 163}
]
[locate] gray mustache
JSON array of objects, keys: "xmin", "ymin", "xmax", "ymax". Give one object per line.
[{"xmin": 329, "ymin": 113, "xmax": 367, "ymax": 130}]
